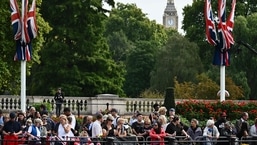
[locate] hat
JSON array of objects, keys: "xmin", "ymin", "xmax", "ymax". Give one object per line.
[
  {"xmin": 9, "ymin": 112, "xmax": 16, "ymax": 119},
  {"xmin": 221, "ymin": 112, "xmax": 227, "ymax": 117},
  {"xmin": 110, "ymin": 108, "xmax": 118, "ymax": 113},
  {"xmin": 103, "ymin": 114, "xmax": 108, "ymax": 121},
  {"xmin": 169, "ymin": 108, "xmax": 175, "ymax": 112},
  {"xmin": 107, "ymin": 114, "xmax": 114, "ymax": 121}
]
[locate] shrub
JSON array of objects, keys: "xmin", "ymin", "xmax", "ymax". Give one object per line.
[{"xmin": 176, "ymin": 100, "xmax": 257, "ymax": 122}]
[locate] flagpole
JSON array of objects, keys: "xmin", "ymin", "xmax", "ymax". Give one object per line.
[
  {"xmin": 21, "ymin": 0, "xmax": 26, "ymax": 112},
  {"xmin": 220, "ymin": 66, "xmax": 225, "ymax": 102}
]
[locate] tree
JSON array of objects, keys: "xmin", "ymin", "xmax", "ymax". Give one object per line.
[
  {"xmin": 28, "ymin": 0, "xmax": 125, "ymax": 96},
  {"xmin": 124, "ymin": 41, "xmax": 158, "ymax": 97},
  {"xmin": 0, "ymin": 0, "xmax": 51, "ymax": 94},
  {"xmin": 150, "ymin": 33, "xmax": 203, "ymax": 93},
  {"xmin": 104, "ymin": 3, "xmax": 168, "ymax": 97}
]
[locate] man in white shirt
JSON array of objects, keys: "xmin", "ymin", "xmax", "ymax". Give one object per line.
[{"xmin": 91, "ymin": 113, "xmax": 103, "ymax": 138}]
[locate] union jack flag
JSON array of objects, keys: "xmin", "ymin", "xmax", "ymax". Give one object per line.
[
  {"xmin": 11, "ymin": 0, "xmax": 37, "ymax": 61},
  {"xmin": 10, "ymin": 0, "xmax": 21, "ymax": 40},
  {"xmin": 205, "ymin": 0, "xmax": 236, "ymax": 66},
  {"xmin": 204, "ymin": 0, "xmax": 217, "ymax": 46}
]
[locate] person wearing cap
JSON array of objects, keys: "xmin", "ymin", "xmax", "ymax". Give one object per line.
[
  {"xmin": 54, "ymin": 87, "xmax": 64, "ymax": 117},
  {"xmin": 102, "ymin": 114, "xmax": 115, "ymax": 137},
  {"xmin": 169, "ymin": 108, "xmax": 176, "ymax": 117},
  {"xmin": 2, "ymin": 112, "xmax": 22, "ymax": 145},
  {"xmin": 110, "ymin": 108, "xmax": 119, "ymax": 128}
]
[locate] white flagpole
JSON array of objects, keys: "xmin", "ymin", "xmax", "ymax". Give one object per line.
[
  {"xmin": 220, "ymin": 66, "xmax": 225, "ymax": 102},
  {"xmin": 21, "ymin": 0, "xmax": 26, "ymax": 112}
]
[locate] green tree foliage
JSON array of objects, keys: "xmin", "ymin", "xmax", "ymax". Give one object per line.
[
  {"xmin": 28, "ymin": 0, "xmax": 125, "ymax": 96},
  {"xmin": 150, "ymin": 33, "xmax": 203, "ymax": 93},
  {"xmin": 0, "ymin": 0, "xmax": 51, "ymax": 94},
  {"xmin": 124, "ymin": 41, "xmax": 157, "ymax": 97},
  {"xmin": 106, "ymin": 30, "xmax": 133, "ymax": 62},
  {"xmin": 104, "ymin": 3, "xmax": 168, "ymax": 97},
  {"xmin": 232, "ymin": 14, "xmax": 257, "ymax": 99}
]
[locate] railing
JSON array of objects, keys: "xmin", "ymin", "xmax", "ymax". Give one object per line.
[
  {"xmin": 0, "ymin": 95, "xmax": 163, "ymax": 115},
  {"xmin": 0, "ymin": 135, "xmax": 251, "ymax": 145}
]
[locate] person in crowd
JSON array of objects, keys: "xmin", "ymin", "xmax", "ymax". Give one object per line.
[
  {"xmin": 17, "ymin": 112, "xmax": 27, "ymax": 130},
  {"xmin": 27, "ymin": 107, "xmax": 36, "ymax": 121},
  {"xmin": 215, "ymin": 112, "xmax": 228, "ymax": 133},
  {"xmin": 102, "ymin": 114, "xmax": 115, "ymax": 137},
  {"xmin": 129, "ymin": 110, "xmax": 140, "ymax": 126},
  {"xmin": 34, "ymin": 111, "xmax": 41, "ymax": 119},
  {"xmin": 131, "ymin": 113, "xmax": 144, "ymax": 136},
  {"xmin": 168, "ymin": 108, "xmax": 176, "ymax": 117},
  {"xmin": 2, "ymin": 112, "xmax": 23, "ymax": 145},
  {"xmin": 158, "ymin": 107, "xmax": 167, "ymax": 116},
  {"xmin": 142, "ymin": 117, "xmax": 152, "ymax": 140},
  {"xmin": 39, "ymin": 104, "xmax": 48, "ymax": 116},
  {"xmin": 158, "ymin": 115, "xmax": 168, "ymax": 131},
  {"xmin": 102, "ymin": 114, "xmax": 109, "ymax": 126},
  {"xmin": 0, "ymin": 110, "xmax": 5, "ymax": 128},
  {"xmin": 203, "ymin": 119, "xmax": 220, "ymax": 145},
  {"xmin": 149, "ymin": 121, "xmax": 166, "ymax": 145},
  {"xmin": 54, "ymin": 87, "xmax": 64, "ymax": 117},
  {"xmin": 110, "ymin": 108, "xmax": 119, "ymax": 128},
  {"xmin": 84, "ymin": 115, "xmax": 93, "ymax": 137},
  {"xmin": 63, "ymin": 107, "xmax": 76, "ymax": 130},
  {"xmin": 42, "ymin": 115, "xmax": 52, "ymax": 136},
  {"xmin": 91, "ymin": 113, "xmax": 103, "ymax": 138},
  {"xmin": 235, "ymin": 112, "xmax": 250, "ymax": 139},
  {"xmin": 187, "ymin": 118, "xmax": 202, "ymax": 140},
  {"xmin": 220, "ymin": 121, "xmax": 237, "ymax": 145},
  {"xmin": 55, "ymin": 115, "xmax": 74, "ymax": 144},
  {"xmin": 131, "ymin": 113, "xmax": 145, "ymax": 144},
  {"xmin": 249, "ymin": 118, "xmax": 257, "ymax": 145},
  {"xmin": 26, "ymin": 118, "xmax": 42, "ymax": 145},
  {"xmin": 165, "ymin": 115, "xmax": 179, "ymax": 137},
  {"xmin": 149, "ymin": 103, "xmax": 160, "ymax": 124},
  {"xmin": 115, "ymin": 118, "xmax": 127, "ymax": 137}
]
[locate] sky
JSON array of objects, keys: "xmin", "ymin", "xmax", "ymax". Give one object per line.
[{"xmin": 108, "ymin": 0, "xmax": 193, "ymax": 34}]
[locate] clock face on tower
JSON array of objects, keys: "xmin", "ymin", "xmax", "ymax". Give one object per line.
[{"xmin": 167, "ymin": 18, "xmax": 174, "ymax": 26}]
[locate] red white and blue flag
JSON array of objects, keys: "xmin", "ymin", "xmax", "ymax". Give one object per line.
[
  {"xmin": 204, "ymin": 0, "xmax": 217, "ymax": 46},
  {"xmin": 11, "ymin": 0, "xmax": 37, "ymax": 61},
  {"xmin": 205, "ymin": 0, "xmax": 236, "ymax": 66}
]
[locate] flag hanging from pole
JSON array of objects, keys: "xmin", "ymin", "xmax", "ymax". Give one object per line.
[
  {"xmin": 204, "ymin": 0, "xmax": 217, "ymax": 46},
  {"xmin": 204, "ymin": 0, "xmax": 236, "ymax": 66},
  {"xmin": 10, "ymin": 0, "xmax": 37, "ymax": 61}
]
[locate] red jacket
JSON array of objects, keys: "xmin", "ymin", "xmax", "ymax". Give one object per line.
[{"xmin": 149, "ymin": 128, "xmax": 167, "ymax": 145}]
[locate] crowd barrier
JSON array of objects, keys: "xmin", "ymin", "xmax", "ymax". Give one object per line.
[{"xmin": 1, "ymin": 135, "xmax": 257, "ymax": 145}]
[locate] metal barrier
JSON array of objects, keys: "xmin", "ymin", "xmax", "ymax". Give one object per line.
[{"xmin": 2, "ymin": 135, "xmax": 257, "ymax": 145}]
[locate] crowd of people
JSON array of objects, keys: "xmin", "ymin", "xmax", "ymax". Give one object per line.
[{"xmin": 0, "ymin": 102, "xmax": 256, "ymax": 145}]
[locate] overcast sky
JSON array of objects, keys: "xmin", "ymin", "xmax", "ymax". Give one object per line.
[{"xmin": 108, "ymin": 0, "xmax": 193, "ymax": 34}]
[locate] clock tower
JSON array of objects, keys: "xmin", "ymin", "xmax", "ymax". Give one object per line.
[{"xmin": 163, "ymin": 0, "xmax": 178, "ymax": 30}]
